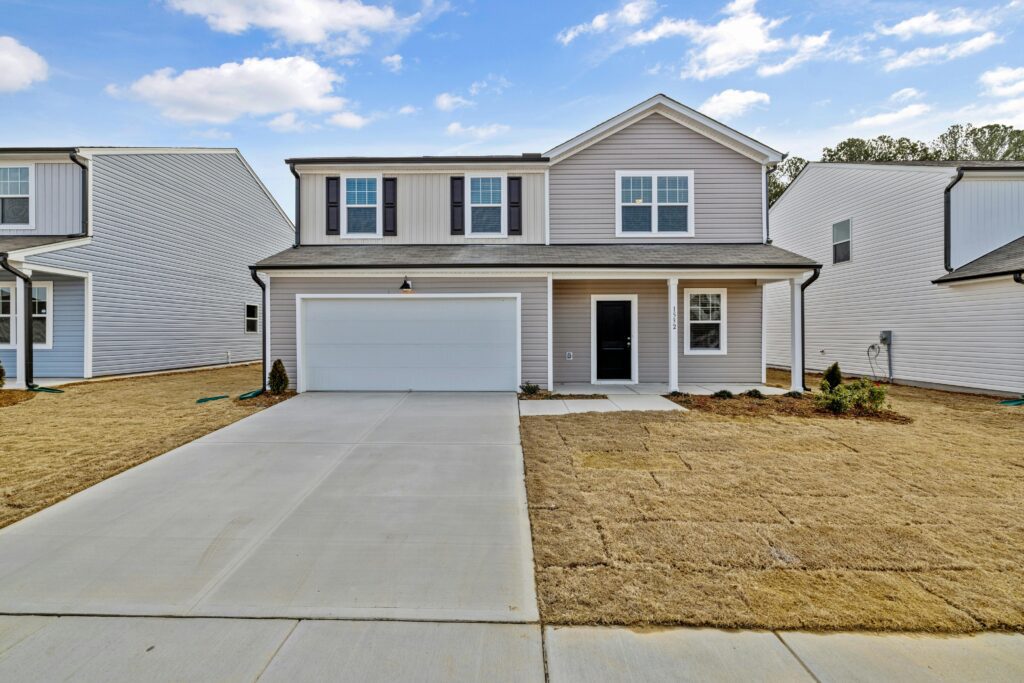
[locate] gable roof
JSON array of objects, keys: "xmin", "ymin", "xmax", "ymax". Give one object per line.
[
  {"xmin": 544, "ymin": 94, "xmax": 783, "ymax": 166},
  {"xmin": 933, "ymin": 235, "xmax": 1024, "ymax": 284}
]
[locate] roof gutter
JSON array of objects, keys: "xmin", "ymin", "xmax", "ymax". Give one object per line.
[
  {"xmin": 800, "ymin": 266, "xmax": 822, "ymax": 392},
  {"xmin": 68, "ymin": 150, "xmax": 89, "ymax": 237},
  {"xmin": 249, "ymin": 267, "xmax": 267, "ymax": 391},
  {"xmin": 289, "ymin": 163, "xmax": 300, "ymax": 248},
  {"xmin": 0, "ymin": 253, "xmax": 33, "ymax": 388}
]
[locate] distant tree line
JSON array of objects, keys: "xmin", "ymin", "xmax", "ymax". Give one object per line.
[{"xmin": 768, "ymin": 123, "xmax": 1024, "ymax": 205}]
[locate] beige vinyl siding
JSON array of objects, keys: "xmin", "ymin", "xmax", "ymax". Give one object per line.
[
  {"xmin": 552, "ymin": 279, "xmax": 762, "ymax": 384},
  {"xmin": 765, "ymin": 164, "xmax": 1024, "ymax": 395},
  {"xmin": 549, "ymin": 113, "xmax": 764, "ymax": 244},
  {"xmin": 268, "ymin": 276, "xmax": 549, "ymax": 388},
  {"xmin": 1, "ymin": 162, "xmax": 82, "ymax": 236},
  {"xmin": 300, "ymin": 171, "xmax": 546, "ymax": 245}
]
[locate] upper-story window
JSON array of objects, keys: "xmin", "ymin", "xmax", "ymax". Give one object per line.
[
  {"xmin": 345, "ymin": 177, "xmax": 379, "ymax": 236},
  {"xmin": 0, "ymin": 165, "xmax": 31, "ymax": 228},
  {"xmin": 615, "ymin": 170, "xmax": 693, "ymax": 237},
  {"xmin": 467, "ymin": 175, "xmax": 506, "ymax": 236},
  {"xmin": 832, "ymin": 219, "xmax": 851, "ymax": 263}
]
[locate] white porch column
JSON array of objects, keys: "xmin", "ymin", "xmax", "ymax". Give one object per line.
[
  {"xmin": 668, "ymin": 277, "xmax": 679, "ymax": 392},
  {"xmin": 790, "ymin": 277, "xmax": 803, "ymax": 392},
  {"xmin": 13, "ymin": 274, "xmax": 26, "ymax": 389},
  {"xmin": 546, "ymin": 274, "xmax": 554, "ymax": 391}
]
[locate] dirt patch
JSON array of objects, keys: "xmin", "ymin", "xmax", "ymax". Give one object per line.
[
  {"xmin": 0, "ymin": 391, "xmax": 35, "ymax": 409},
  {"xmin": 667, "ymin": 393, "xmax": 912, "ymax": 424},
  {"xmin": 522, "ymin": 368, "xmax": 1024, "ymax": 632},
  {"xmin": 519, "ymin": 391, "xmax": 608, "ymax": 400},
  {"xmin": 0, "ymin": 364, "xmax": 292, "ymax": 529}
]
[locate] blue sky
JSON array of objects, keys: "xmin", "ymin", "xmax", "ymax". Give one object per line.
[{"xmin": 2, "ymin": 0, "xmax": 1023, "ymax": 214}]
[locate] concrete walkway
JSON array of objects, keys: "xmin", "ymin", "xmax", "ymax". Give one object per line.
[{"xmin": 520, "ymin": 393, "xmax": 684, "ymax": 415}]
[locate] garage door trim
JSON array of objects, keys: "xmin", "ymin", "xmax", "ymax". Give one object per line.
[{"xmin": 295, "ymin": 292, "xmax": 522, "ymax": 392}]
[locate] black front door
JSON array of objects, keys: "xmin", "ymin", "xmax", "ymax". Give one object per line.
[{"xmin": 596, "ymin": 300, "xmax": 632, "ymax": 381}]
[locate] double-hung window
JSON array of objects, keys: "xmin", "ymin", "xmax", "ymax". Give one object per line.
[
  {"xmin": 344, "ymin": 176, "xmax": 381, "ymax": 236},
  {"xmin": 832, "ymin": 219, "xmax": 851, "ymax": 264},
  {"xmin": 244, "ymin": 304, "xmax": 259, "ymax": 334},
  {"xmin": 0, "ymin": 281, "xmax": 51, "ymax": 348},
  {"xmin": 683, "ymin": 288, "xmax": 726, "ymax": 355},
  {"xmin": 0, "ymin": 165, "xmax": 31, "ymax": 227},
  {"xmin": 0, "ymin": 286, "xmax": 12, "ymax": 346},
  {"xmin": 467, "ymin": 175, "xmax": 506, "ymax": 236},
  {"xmin": 615, "ymin": 170, "xmax": 693, "ymax": 236}
]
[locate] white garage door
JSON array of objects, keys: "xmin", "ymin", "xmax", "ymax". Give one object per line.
[{"xmin": 300, "ymin": 296, "xmax": 519, "ymax": 391}]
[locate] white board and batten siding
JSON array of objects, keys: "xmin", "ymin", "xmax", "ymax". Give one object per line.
[
  {"xmin": 548, "ymin": 113, "xmax": 764, "ymax": 244},
  {"xmin": 299, "ymin": 170, "xmax": 546, "ymax": 245},
  {"xmin": 765, "ymin": 164, "xmax": 1024, "ymax": 394},
  {"xmin": 269, "ymin": 277, "xmax": 549, "ymax": 390},
  {"xmin": 31, "ymin": 152, "xmax": 295, "ymax": 377}
]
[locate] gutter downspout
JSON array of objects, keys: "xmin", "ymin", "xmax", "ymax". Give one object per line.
[
  {"xmin": 250, "ymin": 267, "xmax": 267, "ymax": 392},
  {"xmin": 943, "ymin": 168, "xmax": 965, "ymax": 272},
  {"xmin": 289, "ymin": 163, "xmax": 300, "ymax": 248},
  {"xmin": 765, "ymin": 166, "xmax": 772, "ymax": 244},
  {"xmin": 800, "ymin": 266, "xmax": 822, "ymax": 392},
  {"xmin": 1015, "ymin": 272, "xmax": 1024, "ymax": 286},
  {"xmin": 0, "ymin": 254, "xmax": 33, "ymax": 388},
  {"xmin": 69, "ymin": 151, "xmax": 89, "ymax": 237}
]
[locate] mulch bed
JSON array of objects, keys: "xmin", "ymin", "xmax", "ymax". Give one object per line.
[
  {"xmin": 232, "ymin": 391, "xmax": 297, "ymax": 408},
  {"xmin": 666, "ymin": 393, "xmax": 912, "ymax": 424},
  {"xmin": 519, "ymin": 391, "xmax": 609, "ymax": 401},
  {"xmin": 0, "ymin": 391, "xmax": 36, "ymax": 409}
]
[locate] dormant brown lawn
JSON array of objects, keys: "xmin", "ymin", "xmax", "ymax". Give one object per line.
[
  {"xmin": 0, "ymin": 364, "xmax": 290, "ymax": 529},
  {"xmin": 521, "ymin": 370, "xmax": 1024, "ymax": 632}
]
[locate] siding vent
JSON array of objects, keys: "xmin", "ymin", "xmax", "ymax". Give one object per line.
[
  {"xmin": 450, "ymin": 176, "xmax": 465, "ymax": 235},
  {"xmin": 508, "ymin": 176, "xmax": 522, "ymax": 236},
  {"xmin": 326, "ymin": 177, "xmax": 340, "ymax": 236},
  {"xmin": 383, "ymin": 177, "xmax": 397, "ymax": 236}
]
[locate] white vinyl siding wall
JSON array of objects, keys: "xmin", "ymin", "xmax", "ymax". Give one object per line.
[
  {"xmin": 949, "ymin": 175, "xmax": 1024, "ymax": 269},
  {"xmin": 765, "ymin": 164, "xmax": 1024, "ymax": 394},
  {"xmin": 0, "ymin": 162, "xmax": 82, "ymax": 236},
  {"xmin": 549, "ymin": 113, "xmax": 763, "ymax": 244}
]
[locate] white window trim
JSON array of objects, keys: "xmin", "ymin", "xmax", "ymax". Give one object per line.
[
  {"xmin": 465, "ymin": 172, "xmax": 508, "ymax": 238},
  {"xmin": 832, "ymin": 218, "xmax": 852, "ymax": 264},
  {"xmin": 339, "ymin": 173, "xmax": 384, "ymax": 239},
  {"xmin": 683, "ymin": 287, "xmax": 726, "ymax": 355},
  {"xmin": 614, "ymin": 169, "xmax": 694, "ymax": 237},
  {"xmin": 0, "ymin": 163, "xmax": 34, "ymax": 230},
  {"xmin": 0, "ymin": 280, "xmax": 52, "ymax": 350},
  {"xmin": 590, "ymin": 294, "xmax": 639, "ymax": 384},
  {"xmin": 244, "ymin": 302, "xmax": 260, "ymax": 335}
]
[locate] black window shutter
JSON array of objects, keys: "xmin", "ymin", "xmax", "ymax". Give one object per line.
[
  {"xmin": 450, "ymin": 176, "xmax": 465, "ymax": 235},
  {"xmin": 507, "ymin": 176, "xmax": 522, "ymax": 236},
  {"xmin": 383, "ymin": 177, "xmax": 397, "ymax": 236},
  {"xmin": 326, "ymin": 177, "xmax": 340, "ymax": 235}
]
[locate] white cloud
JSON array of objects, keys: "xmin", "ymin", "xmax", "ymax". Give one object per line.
[
  {"xmin": 980, "ymin": 66, "xmax": 1024, "ymax": 98},
  {"xmin": 850, "ymin": 103, "xmax": 931, "ymax": 128},
  {"xmin": 267, "ymin": 112, "xmax": 305, "ymax": 132},
  {"xmin": 890, "ymin": 87, "xmax": 924, "ymax": 102},
  {"xmin": 398, "ymin": 104, "xmax": 419, "ymax": 115},
  {"xmin": 382, "ymin": 53, "xmax": 403, "ymax": 73},
  {"xmin": 883, "ymin": 32, "xmax": 1002, "ymax": 71},
  {"xmin": 877, "ymin": 8, "xmax": 992, "ymax": 40},
  {"xmin": 328, "ymin": 111, "xmax": 371, "ymax": 128},
  {"xmin": 627, "ymin": 0, "xmax": 833, "ymax": 80},
  {"xmin": 557, "ymin": 0, "xmax": 655, "ymax": 45},
  {"xmin": 445, "ymin": 121, "xmax": 510, "ymax": 140},
  {"xmin": 434, "ymin": 92, "xmax": 472, "ymax": 111},
  {"xmin": 959, "ymin": 97, "xmax": 1024, "ymax": 128},
  {"xmin": 469, "ymin": 74, "xmax": 511, "ymax": 96},
  {"xmin": 168, "ymin": 0, "xmax": 435, "ymax": 54},
  {"xmin": 0, "ymin": 36, "xmax": 48, "ymax": 92},
  {"xmin": 700, "ymin": 89, "xmax": 770, "ymax": 120},
  {"xmin": 108, "ymin": 56, "xmax": 345, "ymax": 124}
]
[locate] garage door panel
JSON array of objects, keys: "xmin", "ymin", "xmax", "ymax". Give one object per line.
[{"xmin": 301, "ymin": 298, "xmax": 519, "ymax": 391}]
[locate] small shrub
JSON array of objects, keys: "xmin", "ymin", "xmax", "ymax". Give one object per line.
[
  {"xmin": 815, "ymin": 377, "xmax": 888, "ymax": 414},
  {"xmin": 823, "ymin": 362, "xmax": 843, "ymax": 389},
  {"xmin": 520, "ymin": 383, "xmax": 540, "ymax": 396},
  {"xmin": 268, "ymin": 359, "xmax": 289, "ymax": 395},
  {"xmin": 0, "ymin": 360, "xmax": 5, "ymax": 389},
  {"xmin": 712, "ymin": 389, "xmax": 734, "ymax": 399},
  {"xmin": 669, "ymin": 391, "xmax": 684, "ymax": 398},
  {"xmin": 784, "ymin": 390, "xmax": 803, "ymax": 399},
  {"xmin": 742, "ymin": 389, "xmax": 765, "ymax": 399}
]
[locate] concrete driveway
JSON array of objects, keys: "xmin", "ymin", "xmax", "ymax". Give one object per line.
[{"xmin": 0, "ymin": 392, "xmax": 537, "ymax": 623}]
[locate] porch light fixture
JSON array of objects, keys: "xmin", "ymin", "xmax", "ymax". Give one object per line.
[{"xmin": 399, "ymin": 277, "xmax": 414, "ymax": 293}]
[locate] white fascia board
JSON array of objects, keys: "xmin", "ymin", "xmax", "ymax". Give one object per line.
[
  {"xmin": 295, "ymin": 165, "xmax": 548, "ymax": 175},
  {"xmin": 545, "ymin": 95, "xmax": 783, "ymax": 165},
  {"xmin": 78, "ymin": 147, "xmax": 238, "ymax": 156},
  {"xmin": 9, "ymin": 236, "xmax": 92, "ymax": 259}
]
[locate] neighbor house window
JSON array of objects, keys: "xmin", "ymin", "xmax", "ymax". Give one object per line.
[
  {"xmin": 244, "ymin": 304, "xmax": 259, "ymax": 334},
  {"xmin": 345, "ymin": 177, "xmax": 379, "ymax": 235},
  {"xmin": 684, "ymin": 288, "xmax": 726, "ymax": 355},
  {"xmin": 0, "ymin": 286, "xmax": 11, "ymax": 346},
  {"xmin": 616, "ymin": 170, "xmax": 693, "ymax": 236},
  {"xmin": 832, "ymin": 219, "xmax": 851, "ymax": 263},
  {"xmin": 467, "ymin": 175, "xmax": 505, "ymax": 236},
  {"xmin": 0, "ymin": 166, "xmax": 31, "ymax": 227}
]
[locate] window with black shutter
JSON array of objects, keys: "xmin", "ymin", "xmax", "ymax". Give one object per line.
[
  {"xmin": 507, "ymin": 176, "xmax": 522, "ymax": 235},
  {"xmin": 450, "ymin": 176, "xmax": 465, "ymax": 235},
  {"xmin": 383, "ymin": 177, "xmax": 397, "ymax": 236},
  {"xmin": 326, "ymin": 177, "xmax": 340, "ymax": 235}
]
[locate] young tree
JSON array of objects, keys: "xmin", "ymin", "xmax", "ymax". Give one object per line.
[{"xmin": 768, "ymin": 156, "xmax": 807, "ymax": 205}]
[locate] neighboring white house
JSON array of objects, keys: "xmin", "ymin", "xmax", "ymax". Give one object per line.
[{"xmin": 765, "ymin": 161, "xmax": 1024, "ymax": 395}]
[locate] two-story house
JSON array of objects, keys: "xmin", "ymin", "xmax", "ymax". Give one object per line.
[
  {"xmin": 765, "ymin": 161, "xmax": 1024, "ymax": 395},
  {"xmin": 0, "ymin": 147, "xmax": 294, "ymax": 388},
  {"xmin": 252, "ymin": 95, "xmax": 820, "ymax": 393}
]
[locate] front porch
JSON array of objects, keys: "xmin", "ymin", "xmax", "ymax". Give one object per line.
[{"xmin": 553, "ymin": 382, "xmax": 789, "ymax": 396}]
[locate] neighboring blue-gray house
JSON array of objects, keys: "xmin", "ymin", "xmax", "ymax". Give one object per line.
[{"xmin": 0, "ymin": 147, "xmax": 294, "ymax": 387}]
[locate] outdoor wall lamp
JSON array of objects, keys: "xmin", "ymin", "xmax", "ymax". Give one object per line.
[{"xmin": 400, "ymin": 277, "xmax": 414, "ymax": 293}]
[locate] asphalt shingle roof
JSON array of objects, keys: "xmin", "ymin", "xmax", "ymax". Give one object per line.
[
  {"xmin": 933, "ymin": 236, "xmax": 1024, "ymax": 283},
  {"xmin": 254, "ymin": 243, "xmax": 819, "ymax": 270}
]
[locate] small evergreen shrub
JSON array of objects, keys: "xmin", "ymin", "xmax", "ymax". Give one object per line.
[
  {"xmin": 268, "ymin": 359, "xmax": 289, "ymax": 395},
  {"xmin": 742, "ymin": 389, "xmax": 765, "ymax": 399},
  {"xmin": 815, "ymin": 378, "xmax": 887, "ymax": 414},
  {"xmin": 0, "ymin": 360, "xmax": 5, "ymax": 389},
  {"xmin": 669, "ymin": 391, "xmax": 683, "ymax": 398},
  {"xmin": 712, "ymin": 389, "xmax": 734, "ymax": 399},
  {"xmin": 784, "ymin": 390, "xmax": 803, "ymax": 399},
  {"xmin": 519, "ymin": 383, "xmax": 540, "ymax": 396},
  {"xmin": 823, "ymin": 362, "xmax": 843, "ymax": 389}
]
